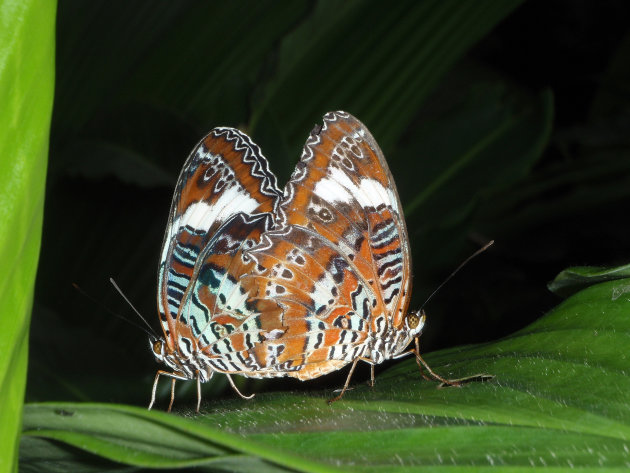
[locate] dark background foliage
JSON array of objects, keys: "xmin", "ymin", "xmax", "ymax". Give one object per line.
[{"xmin": 29, "ymin": 0, "xmax": 630, "ymax": 408}]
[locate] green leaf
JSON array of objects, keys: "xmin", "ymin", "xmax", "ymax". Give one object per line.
[
  {"xmin": 63, "ymin": 140, "xmax": 175, "ymax": 188},
  {"xmin": 249, "ymin": 0, "xmax": 524, "ymax": 178},
  {"xmin": 0, "ymin": 0, "xmax": 55, "ymax": 472},
  {"xmin": 22, "ymin": 277, "xmax": 630, "ymax": 471},
  {"xmin": 403, "ymin": 87, "xmax": 553, "ymax": 218},
  {"xmin": 549, "ymin": 262, "xmax": 630, "ymax": 297},
  {"xmin": 397, "ymin": 83, "xmax": 553, "ymax": 273},
  {"xmin": 53, "ymin": 1, "xmax": 310, "ymax": 139}
]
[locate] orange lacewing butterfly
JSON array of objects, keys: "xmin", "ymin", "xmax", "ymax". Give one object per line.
[{"xmin": 148, "ymin": 111, "xmax": 491, "ymax": 412}]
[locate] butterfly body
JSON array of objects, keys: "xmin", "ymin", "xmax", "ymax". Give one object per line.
[{"xmin": 150, "ymin": 111, "xmax": 431, "ymax": 410}]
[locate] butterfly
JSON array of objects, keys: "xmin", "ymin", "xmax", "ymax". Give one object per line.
[{"xmin": 149, "ymin": 111, "xmax": 465, "ymax": 412}]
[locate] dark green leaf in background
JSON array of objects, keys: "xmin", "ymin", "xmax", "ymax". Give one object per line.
[{"xmin": 249, "ymin": 0, "xmax": 525, "ymax": 181}]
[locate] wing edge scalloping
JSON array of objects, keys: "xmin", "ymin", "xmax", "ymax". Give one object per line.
[
  {"xmin": 276, "ymin": 110, "xmax": 411, "ymax": 321},
  {"xmin": 158, "ymin": 126, "xmax": 282, "ymax": 339}
]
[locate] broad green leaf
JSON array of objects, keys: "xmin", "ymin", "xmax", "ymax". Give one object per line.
[
  {"xmin": 0, "ymin": 0, "xmax": 55, "ymax": 472},
  {"xmin": 19, "ymin": 435, "xmax": 292, "ymax": 473},
  {"xmin": 403, "ymin": 87, "xmax": 553, "ymax": 218},
  {"xmin": 22, "ymin": 277, "xmax": 630, "ymax": 471},
  {"xmin": 590, "ymin": 28, "xmax": 630, "ymax": 119},
  {"xmin": 474, "ymin": 27, "xmax": 630, "ymax": 254},
  {"xmin": 475, "ymin": 151, "xmax": 630, "ymax": 240},
  {"xmin": 249, "ymin": 0, "xmax": 524, "ymax": 179},
  {"xmin": 53, "ymin": 1, "xmax": 309, "ymax": 141},
  {"xmin": 398, "ymin": 84, "xmax": 553, "ymax": 274},
  {"xmin": 63, "ymin": 140, "xmax": 175, "ymax": 188},
  {"xmin": 548, "ymin": 262, "xmax": 630, "ymax": 297}
]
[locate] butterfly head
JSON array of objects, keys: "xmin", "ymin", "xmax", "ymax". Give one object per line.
[
  {"xmin": 404, "ymin": 309, "xmax": 426, "ymax": 338},
  {"xmin": 149, "ymin": 335, "xmax": 168, "ymax": 364},
  {"xmin": 148, "ymin": 335, "xmax": 183, "ymax": 374},
  {"xmin": 387, "ymin": 309, "xmax": 427, "ymax": 360},
  {"xmin": 148, "ymin": 334, "xmax": 213, "ymax": 382}
]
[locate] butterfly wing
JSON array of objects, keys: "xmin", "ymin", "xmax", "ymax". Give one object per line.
[
  {"xmin": 240, "ymin": 224, "xmax": 376, "ymax": 379},
  {"xmin": 197, "ymin": 111, "xmax": 411, "ymax": 379},
  {"xmin": 157, "ymin": 127, "xmax": 282, "ymax": 352},
  {"xmin": 278, "ymin": 111, "xmax": 411, "ymax": 324}
]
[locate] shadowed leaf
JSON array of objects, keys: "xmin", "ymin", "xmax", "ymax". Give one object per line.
[{"xmin": 22, "ymin": 277, "xmax": 630, "ymax": 471}]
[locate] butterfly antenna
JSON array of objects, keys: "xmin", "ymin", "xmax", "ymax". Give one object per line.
[
  {"xmin": 71, "ymin": 282, "xmax": 156, "ymax": 338},
  {"xmin": 420, "ymin": 240, "xmax": 494, "ymax": 311},
  {"xmin": 109, "ymin": 278, "xmax": 158, "ymax": 337}
]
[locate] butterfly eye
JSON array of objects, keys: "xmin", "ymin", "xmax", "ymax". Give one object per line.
[
  {"xmin": 406, "ymin": 312, "xmax": 420, "ymax": 329},
  {"xmin": 152, "ymin": 340, "xmax": 163, "ymax": 355}
]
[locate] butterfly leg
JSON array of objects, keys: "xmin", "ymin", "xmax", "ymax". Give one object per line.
[
  {"xmin": 328, "ymin": 356, "xmax": 374, "ymax": 404},
  {"xmin": 196, "ymin": 375, "xmax": 202, "ymax": 413},
  {"xmin": 368, "ymin": 364, "xmax": 375, "ymax": 388},
  {"xmin": 148, "ymin": 370, "xmax": 186, "ymax": 412},
  {"xmin": 413, "ymin": 337, "xmax": 460, "ymax": 386},
  {"xmin": 414, "ymin": 338, "xmax": 495, "ymax": 386},
  {"xmin": 149, "ymin": 371, "xmax": 161, "ymax": 410},
  {"xmin": 167, "ymin": 378, "xmax": 177, "ymax": 412},
  {"xmin": 391, "ymin": 345, "xmax": 432, "ymax": 381},
  {"xmin": 225, "ymin": 373, "xmax": 255, "ymax": 400}
]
